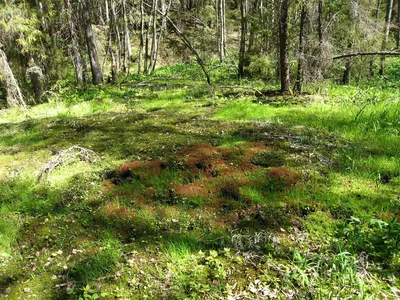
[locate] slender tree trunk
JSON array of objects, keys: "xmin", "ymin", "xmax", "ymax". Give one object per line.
[
  {"xmin": 82, "ymin": 1, "xmax": 103, "ymax": 85},
  {"xmin": 294, "ymin": 1, "xmax": 307, "ymax": 93},
  {"xmin": 144, "ymin": 7, "xmax": 152, "ymax": 74},
  {"xmin": 380, "ymin": 0, "xmax": 394, "ymax": 75},
  {"xmin": 122, "ymin": 0, "xmax": 132, "ymax": 74},
  {"xmin": 150, "ymin": 0, "xmax": 171, "ymax": 74},
  {"xmin": 376, "ymin": 0, "xmax": 382, "ymax": 18},
  {"xmin": 168, "ymin": 17, "xmax": 211, "ymax": 84},
  {"xmin": 397, "ymin": 0, "xmax": 400, "ymax": 48},
  {"xmin": 274, "ymin": 0, "xmax": 280, "ymax": 80},
  {"xmin": 103, "ymin": 0, "xmax": 117, "ymax": 83},
  {"xmin": 142, "ymin": 1, "xmax": 211, "ymax": 84},
  {"xmin": 279, "ymin": 0, "xmax": 291, "ymax": 93},
  {"xmin": 217, "ymin": 0, "xmax": 227, "ymax": 61},
  {"xmin": 342, "ymin": 43, "xmax": 352, "ymax": 84},
  {"xmin": 111, "ymin": 0, "xmax": 122, "ymax": 74},
  {"xmin": 65, "ymin": 0, "xmax": 83, "ymax": 85},
  {"xmin": 149, "ymin": 0, "xmax": 158, "ymax": 73},
  {"xmin": 238, "ymin": 0, "xmax": 247, "ymax": 78},
  {"xmin": 105, "ymin": 0, "xmax": 110, "ymax": 25},
  {"xmin": 221, "ymin": 0, "xmax": 227, "ymax": 59},
  {"xmin": 138, "ymin": 0, "xmax": 145, "ymax": 74}
]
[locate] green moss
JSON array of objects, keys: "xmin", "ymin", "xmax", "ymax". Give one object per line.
[{"xmin": 0, "ymin": 81, "xmax": 399, "ymax": 299}]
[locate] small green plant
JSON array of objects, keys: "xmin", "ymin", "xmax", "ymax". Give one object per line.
[
  {"xmin": 336, "ymin": 216, "xmax": 400, "ymax": 267},
  {"xmin": 79, "ymin": 284, "xmax": 100, "ymax": 300}
]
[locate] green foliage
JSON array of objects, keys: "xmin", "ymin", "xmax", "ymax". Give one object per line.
[
  {"xmin": 337, "ymin": 216, "xmax": 400, "ymax": 268},
  {"xmin": 1, "ymin": 81, "xmax": 400, "ymax": 298},
  {"xmin": 245, "ymin": 56, "xmax": 275, "ymax": 80}
]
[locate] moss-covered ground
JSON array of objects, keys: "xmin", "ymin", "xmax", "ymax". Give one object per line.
[{"xmin": 0, "ymin": 77, "xmax": 400, "ymax": 299}]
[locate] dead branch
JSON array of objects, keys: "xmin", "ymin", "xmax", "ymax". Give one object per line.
[
  {"xmin": 333, "ymin": 51, "xmax": 400, "ymax": 60},
  {"xmin": 38, "ymin": 146, "xmax": 100, "ymax": 181}
]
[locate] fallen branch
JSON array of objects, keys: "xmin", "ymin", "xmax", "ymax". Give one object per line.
[
  {"xmin": 333, "ymin": 51, "xmax": 400, "ymax": 60},
  {"xmin": 38, "ymin": 146, "xmax": 100, "ymax": 181}
]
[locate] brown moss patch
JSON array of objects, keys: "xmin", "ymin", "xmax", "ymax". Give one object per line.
[
  {"xmin": 175, "ymin": 182, "xmax": 211, "ymax": 198},
  {"xmin": 269, "ymin": 166, "xmax": 301, "ymax": 187},
  {"xmin": 102, "ymin": 203, "xmax": 132, "ymax": 220}
]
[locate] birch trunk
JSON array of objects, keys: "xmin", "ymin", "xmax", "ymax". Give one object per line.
[
  {"xmin": 149, "ymin": 0, "xmax": 159, "ymax": 73},
  {"xmin": 138, "ymin": 0, "xmax": 145, "ymax": 74}
]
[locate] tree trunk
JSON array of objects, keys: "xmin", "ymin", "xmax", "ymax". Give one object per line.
[
  {"xmin": 294, "ymin": 1, "xmax": 307, "ymax": 93},
  {"xmin": 144, "ymin": 7, "xmax": 152, "ymax": 74},
  {"xmin": 82, "ymin": 1, "xmax": 103, "ymax": 85},
  {"xmin": 217, "ymin": 0, "xmax": 227, "ymax": 61},
  {"xmin": 0, "ymin": 49, "xmax": 26, "ymax": 108},
  {"xmin": 279, "ymin": 0, "xmax": 291, "ymax": 94},
  {"xmin": 238, "ymin": 0, "xmax": 247, "ymax": 78},
  {"xmin": 380, "ymin": 0, "xmax": 394, "ymax": 75},
  {"xmin": 138, "ymin": 0, "xmax": 145, "ymax": 74},
  {"xmin": 168, "ymin": 17, "xmax": 211, "ymax": 85},
  {"xmin": 26, "ymin": 66, "xmax": 44, "ymax": 103},
  {"xmin": 149, "ymin": 0, "xmax": 158, "ymax": 73},
  {"xmin": 142, "ymin": 1, "xmax": 211, "ymax": 84},
  {"xmin": 111, "ymin": 0, "xmax": 122, "ymax": 74},
  {"xmin": 65, "ymin": 0, "xmax": 83, "ymax": 85},
  {"xmin": 376, "ymin": 0, "xmax": 382, "ymax": 18},
  {"xmin": 342, "ymin": 43, "xmax": 352, "ymax": 84},
  {"xmin": 122, "ymin": 0, "xmax": 132, "ymax": 74},
  {"xmin": 150, "ymin": 0, "xmax": 171, "ymax": 74},
  {"xmin": 397, "ymin": 0, "xmax": 400, "ymax": 48}
]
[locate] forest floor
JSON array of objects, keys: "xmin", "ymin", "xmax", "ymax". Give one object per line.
[{"xmin": 0, "ymin": 72, "xmax": 400, "ymax": 299}]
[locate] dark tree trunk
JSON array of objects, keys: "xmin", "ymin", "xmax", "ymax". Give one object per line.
[
  {"xmin": 82, "ymin": 2, "xmax": 103, "ymax": 85},
  {"xmin": 294, "ymin": 1, "xmax": 307, "ymax": 93},
  {"xmin": 397, "ymin": 0, "xmax": 400, "ymax": 48},
  {"xmin": 279, "ymin": 0, "xmax": 291, "ymax": 93},
  {"xmin": 342, "ymin": 43, "xmax": 352, "ymax": 84},
  {"xmin": 238, "ymin": 0, "xmax": 247, "ymax": 78},
  {"xmin": 342, "ymin": 63, "xmax": 351, "ymax": 85}
]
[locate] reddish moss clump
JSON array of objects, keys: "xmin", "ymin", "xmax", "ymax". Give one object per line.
[{"xmin": 269, "ymin": 166, "xmax": 301, "ymax": 187}]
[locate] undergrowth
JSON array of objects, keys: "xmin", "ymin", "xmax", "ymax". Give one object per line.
[{"xmin": 0, "ymin": 70, "xmax": 399, "ymax": 299}]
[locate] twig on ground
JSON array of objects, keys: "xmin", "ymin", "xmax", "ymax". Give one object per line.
[{"xmin": 38, "ymin": 145, "xmax": 100, "ymax": 181}]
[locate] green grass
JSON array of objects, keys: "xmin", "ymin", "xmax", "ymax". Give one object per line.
[{"xmin": 0, "ymin": 79, "xmax": 399, "ymax": 299}]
